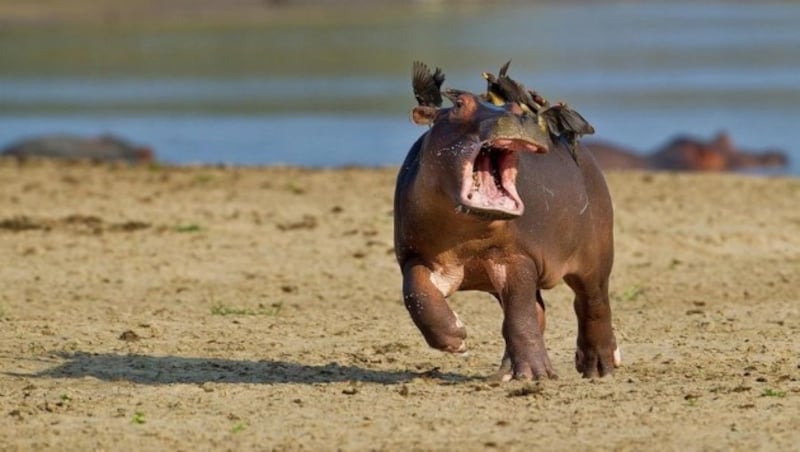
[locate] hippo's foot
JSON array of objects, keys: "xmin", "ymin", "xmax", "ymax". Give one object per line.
[
  {"xmin": 489, "ymin": 350, "xmax": 557, "ymax": 382},
  {"xmin": 569, "ymin": 279, "xmax": 618, "ymax": 378},
  {"xmin": 402, "ymin": 262, "xmax": 468, "ymax": 354},
  {"xmin": 575, "ymin": 334, "xmax": 620, "ymax": 378},
  {"xmin": 426, "ymin": 325, "xmax": 468, "ymax": 354},
  {"xmin": 415, "ymin": 308, "xmax": 467, "ymax": 354}
]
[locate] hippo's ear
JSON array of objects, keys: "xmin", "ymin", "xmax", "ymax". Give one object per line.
[{"xmin": 410, "ymin": 106, "xmax": 438, "ymax": 126}]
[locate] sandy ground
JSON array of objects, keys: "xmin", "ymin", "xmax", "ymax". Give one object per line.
[{"xmin": 0, "ymin": 160, "xmax": 798, "ymax": 451}]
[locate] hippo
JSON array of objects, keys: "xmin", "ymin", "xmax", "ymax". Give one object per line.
[
  {"xmin": 585, "ymin": 132, "xmax": 788, "ymax": 172},
  {"xmin": 394, "ymin": 62, "xmax": 619, "ymax": 380},
  {"xmin": 1, "ymin": 134, "xmax": 155, "ymax": 164}
]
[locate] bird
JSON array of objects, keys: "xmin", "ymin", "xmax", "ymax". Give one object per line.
[
  {"xmin": 538, "ymin": 102, "xmax": 595, "ymax": 140},
  {"xmin": 482, "ymin": 60, "xmax": 541, "ymax": 114},
  {"xmin": 538, "ymin": 102, "xmax": 596, "ymax": 163},
  {"xmin": 412, "ymin": 61, "xmax": 445, "ymax": 108},
  {"xmin": 480, "ymin": 61, "xmax": 595, "ymax": 164}
]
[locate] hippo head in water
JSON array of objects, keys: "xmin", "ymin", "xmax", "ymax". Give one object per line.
[
  {"xmin": 709, "ymin": 132, "xmax": 788, "ymax": 169},
  {"xmin": 409, "ymin": 63, "xmax": 552, "ymax": 219},
  {"xmin": 651, "ymin": 132, "xmax": 789, "ymax": 171}
]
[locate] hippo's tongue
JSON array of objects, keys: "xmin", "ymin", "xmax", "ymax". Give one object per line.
[{"xmin": 474, "ymin": 150, "xmax": 502, "ymax": 198}]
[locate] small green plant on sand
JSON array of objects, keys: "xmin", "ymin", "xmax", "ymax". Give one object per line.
[
  {"xmin": 761, "ymin": 388, "xmax": 786, "ymax": 398},
  {"xmin": 684, "ymin": 394, "xmax": 700, "ymax": 406},
  {"xmin": 192, "ymin": 173, "xmax": 214, "ymax": 185},
  {"xmin": 621, "ymin": 285, "xmax": 645, "ymax": 302},
  {"xmin": 211, "ymin": 302, "xmax": 282, "ymax": 317},
  {"xmin": 265, "ymin": 302, "xmax": 283, "ymax": 316},
  {"xmin": 284, "ymin": 182, "xmax": 306, "ymax": 195},
  {"xmin": 231, "ymin": 423, "xmax": 246, "ymax": 433},
  {"xmin": 132, "ymin": 411, "xmax": 146, "ymax": 424},
  {"xmin": 211, "ymin": 304, "xmax": 255, "ymax": 316},
  {"xmin": 173, "ymin": 224, "xmax": 202, "ymax": 233}
]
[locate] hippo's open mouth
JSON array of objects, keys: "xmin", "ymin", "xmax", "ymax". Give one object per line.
[{"xmin": 458, "ymin": 138, "xmax": 544, "ymax": 219}]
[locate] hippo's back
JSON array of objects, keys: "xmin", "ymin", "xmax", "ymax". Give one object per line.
[
  {"xmin": 583, "ymin": 140, "xmax": 649, "ymax": 171},
  {"xmin": 2, "ymin": 134, "xmax": 152, "ymax": 163}
]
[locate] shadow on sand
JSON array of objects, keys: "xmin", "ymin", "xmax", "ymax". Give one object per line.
[{"xmin": 12, "ymin": 351, "xmax": 475, "ymax": 385}]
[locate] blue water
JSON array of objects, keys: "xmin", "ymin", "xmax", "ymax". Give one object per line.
[
  {"xmin": 0, "ymin": 114, "xmax": 413, "ymax": 166},
  {"xmin": 1, "ymin": 2, "xmax": 799, "ymax": 174}
]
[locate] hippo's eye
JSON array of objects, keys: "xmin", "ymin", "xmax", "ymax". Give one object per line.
[
  {"xmin": 450, "ymin": 98, "xmax": 467, "ymax": 119},
  {"xmin": 448, "ymin": 95, "xmax": 473, "ymax": 121}
]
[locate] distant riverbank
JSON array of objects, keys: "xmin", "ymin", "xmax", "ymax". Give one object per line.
[{"xmin": 1, "ymin": 1, "xmax": 798, "ymax": 173}]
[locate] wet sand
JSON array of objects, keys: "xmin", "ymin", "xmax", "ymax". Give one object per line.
[{"xmin": 0, "ymin": 161, "xmax": 798, "ymax": 450}]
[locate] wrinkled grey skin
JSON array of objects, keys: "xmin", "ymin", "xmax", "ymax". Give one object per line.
[
  {"xmin": 394, "ymin": 91, "xmax": 618, "ymax": 380},
  {"xmin": 2, "ymin": 134, "xmax": 155, "ymax": 164}
]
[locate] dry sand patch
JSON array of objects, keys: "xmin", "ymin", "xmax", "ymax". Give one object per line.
[{"xmin": 0, "ymin": 161, "xmax": 798, "ymax": 450}]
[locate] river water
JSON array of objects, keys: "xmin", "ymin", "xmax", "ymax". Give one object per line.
[{"xmin": 1, "ymin": 2, "xmax": 798, "ymax": 174}]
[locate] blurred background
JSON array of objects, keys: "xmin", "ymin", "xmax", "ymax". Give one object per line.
[{"xmin": 1, "ymin": 0, "xmax": 798, "ymax": 174}]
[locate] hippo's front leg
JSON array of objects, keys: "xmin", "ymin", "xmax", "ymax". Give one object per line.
[
  {"xmin": 402, "ymin": 260, "xmax": 467, "ymax": 353},
  {"xmin": 493, "ymin": 290, "xmax": 548, "ymax": 381},
  {"xmin": 495, "ymin": 264, "xmax": 557, "ymax": 380}
]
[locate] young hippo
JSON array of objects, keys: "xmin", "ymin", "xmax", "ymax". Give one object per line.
[{"xmin": 394, "ymin": 65, "xmax": 619, "ymax": 380}]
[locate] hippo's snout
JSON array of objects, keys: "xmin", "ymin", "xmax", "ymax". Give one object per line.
[{"xmin": 482, "ymin": 114, "xmax": 548, "ymax": 151}]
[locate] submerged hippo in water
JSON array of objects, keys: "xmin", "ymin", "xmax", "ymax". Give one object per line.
[
  {"xmin": 585, "ymin": 132, "xmax": 788, "ymax": 172},
  {"xmin": 1, "ymin": 134, "xmax": 155, "ymax": 164},
  {"xmin": 394, "ymin": 62, "xmax": 619, "ymax": 380}
]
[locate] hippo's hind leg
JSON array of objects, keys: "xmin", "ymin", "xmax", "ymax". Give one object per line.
[
  {"xmin": 565, "ymin": 272, "xmax": 619, "ymax": 378},
  {"xmin": 493, "ymin": 290, "xmax": 549, "ymax": 381},
  {"xmin": 401, "ymin": 260, "xmax": 467, "ymax": 353}
]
